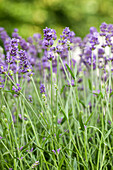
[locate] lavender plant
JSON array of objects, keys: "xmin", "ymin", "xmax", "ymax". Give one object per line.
[{"xmin": 0, "ymin": 23, "xmax": 113, "ymax": 169}]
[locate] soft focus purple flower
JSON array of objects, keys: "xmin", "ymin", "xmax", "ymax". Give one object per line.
[
  {"xmin": 105, "ymin": 34, "xmax": 112, "ymax": 46},
  {"xmin": 19, "ymin": 114, "xmax": 27, "ymax": 121},
  {"xmin": 90, "ymin": 27, "xmax": 97, "ymax": 34},
  {"xmin": 56, "ymin": 44, "xmax": 64, "ymax": 54},
  {"xmin": 57, "ymin": 117, "xmax": 63, "ymax": 124},
  {"xmin": 40, "ymin": 84, "xmax": 45, "ymax": 94},
  {"xmin": 30, "ymin": 147, "xmax": 33, "ymax": 152},
  {"xmin": 98, "ymin": 48, "xmax": 105, "ymax": 57},
  {"xmin": 89, "ymin": 32, "xmax": 99, "ymax": 49},
  {"xmin": 100, "ymin": 22, "xmax": 107, "ymax": 35},
  {"xmin": 27, "ymin": 37, "xmax": 33, "ymax": 44},
  {"xmin": 43, "ymin": 137, "xmax": 46, "ymax": 140},
  {"xmin": 20, "ymin": 38, "xmax": 29, "ymax": 50},
  {"xmin": 12, "ymin": 83, "xmax": 21, "ymax": 95},
  {"xmin": 57, "ymin": 148, "xmax": 61, "ymax": 154},
  {"xmin": 0, "ymin": 27, "xmax": 4, "ymax": 32},
  {"xmin": 43, "ymin": 27, "xmax": 57, "ymax": 41},
  {"xmin": 0, "ymin": 28, "xmax": 9, "ymax": 42},
  {"xmin": 17, "ymin": 157, "xmax": 23, "ymax": 160},
  {"xmin": 84, "ymin": 125, "xmax": 86, "ymax": 129},
  {"xmin": 42, "ymin": 40, "xmax": 49, "ymax": 49},
  {"xmin": 52, "ymin": 148, "xmax": 61, "ymax": 154},
  {"xmin": 89, "ymin": 137, "xmax": 92, "ymax": 141},
  {"xmin": 106, "ymin": 87, "xmax": 112, "ymax": 94},
  {"xmin": 13, "ymin": 94, "xmax": 18, "ymax": 98},
  {"xmin": 0, "ymin": 84, "xmax": 4, "ymax": 89},
  {"xmin": 68, "ymin": 79, "xmax": 75, "ymax": 86},
  {"xmin": 0, "ymin": 136, "xmax": 3, "ymax": 139},
  {"xmin": 28, "ymin": 95, "xmax": 33, "ymax": 103},
  {"xmin": 20, "ymin": 146, "xmax": 23, "ymax": 150},
  {"xmin": 108, "ymin": 120, "xmax": 111, "ymax": 125},
  {"xmin": 59, "ymin": 134, "xmax": 62, "ymax": 137},
  {"xmin": 93, "ymin": 90, "xmax": 100, "ymax": 96},
  {"xmin": 33, "ymin": 33, "xmax": 41, "ymax": 42},
  {"xmin": 78, "ymin": 78, "xmax": 82, "ymax": 83},
  {"xmin": 12, "ymin": 28, "xmax": 20, "ymax": 39},
  {"xmin": 47, "ymin": 51, "xmax": 54, "ymax": 60},
  {"xmin": 12, "ymin": 114, "xmax": 16, "ymax": 123},
  {"xmin": 17, "ymin": 146, "xmax": 23, "ymax": 150},
  {"xmin": 32, "ymin": 161, "xmax": 39, "ymax": 168},
  {"xmin": 52, "ymin": 150, "xmax": 56, "ymax": 154},
  {"xmin": 42, "ymin": 27, "xmax": 57, "ymax": 50}
]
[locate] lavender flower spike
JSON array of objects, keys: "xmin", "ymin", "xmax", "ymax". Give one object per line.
[
  {"xmin": 57, "ymin": 148, "xmax": 61, "ymax": 154},
  {"xmin": 52, "ymin": 150, "xmax": 56, "ymax": 154}
]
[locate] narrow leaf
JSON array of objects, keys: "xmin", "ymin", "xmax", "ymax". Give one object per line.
[
  {"xmin": 79, "ymin": 112, "xmax": 85, "ymax": 131},
  {"xmin": 85, "ymin": 112, "xmax": 94, "ymax": 125},
  {"xmin": 66, "ymin": 64, "xmax": 75, "ymax": 79}
]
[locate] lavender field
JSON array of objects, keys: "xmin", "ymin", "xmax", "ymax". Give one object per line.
[{"xmin": 0, "ymin": 23, "xmax": 113, "ymax": 169}]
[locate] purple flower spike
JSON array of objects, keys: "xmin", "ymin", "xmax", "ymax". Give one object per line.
[
  {"xmin": 42, "ymin": 27, "xmax": 57, "ymax": 50},
  {"xmin": 9, "ymin": 168, "xmax": 13, "ymax": 170},
  {"xmin": 28, "ymin": 95, "xmax": 33, "ymax": 103},
  {"xmin": 19, "ymin": 114, "xmax": 27, "ymax": 121},
  {"xmin": 57, "ymin": 148, "xmax": 61, "ymax": 154},
  {"xmin": 108, "ymin": 120, "xmax": 111, "ymax": 125},
  {"xmin": 12, "ymin": 114, "xmax": 16, "ymax": 123},
  {"xmin": 40, "ymin": 84, "xmax": 45, "ymax": 94},
  {"xmin": 93, "ymin": 90, "xmax": 100, "ymax": 96},
  {"xmin": 52, "ymin": 148, "xmax": 61, "ymax": 154},
  {"xmin": 52, "ymin": 150, "xmax": 56, "ymax": 154},
  {"xmin": 12, "ymin": 83, "xmax": 21, "ymax": 97},
  {"xmin": 47, "ymin": 51, "xmax": 54, "ymax": 61},
  {"xmin": 84, "ymin": 125, "xmax": 87, "ymax": 129},
  {"xmin": 17, "ymin": 157, "xmax": 23, "ymax": 160},
  {"xmin": 32, "ymin": 161, "xmax": 39, "ymax": 168},
  {"xmin": 30, "ymin": 147, "xmax": 33, "ymax": 152},
  {"xmin": 0, "ymin": 136, "xmax": 3, "ymax": 139},
  {"xmin": 19, "ymin": 114, "xmax": 22, "ymax": 120},
  {"xmin": 57, "ymin": 117, "xmax": 63, "ymax": 124},
  {"xmin": 20, "ymin": 146, "xmax": 23, "ymax": 150},
  {"xmin": 90, "ymin": 27, "xmax": 97, "ymax": 34},
  {"xmin": 35, "ymin": 161, "xmax": 39, "ymax": 164}
]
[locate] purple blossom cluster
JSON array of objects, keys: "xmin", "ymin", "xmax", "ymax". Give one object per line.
[
  {"xmin": 0, "ymin": 23, "xmax": 113, "ymax": 92},
  {"xmin": 43, "ymin": 27, "xmax": 57, "ymax": 49},
  {"xmin": 40, "ymin": 27, "xmax": 77, "ymax": 77},
  {"xmin": 52, "ymin": 148, "xmax": 61, "ymax": 154},
  {"xmin": 57, "ymin": 117, "xmax": 63, "ymax": 124},
  {"xmin": 0, "ymin": 27, "xmax": 43, "ymax": 90},
  {"xmin": 32, "ymin": 161, "xmax": 39, "ymax": 168},
  {"xmin": 40, "ymin": 83, "xmax": 46, "ymax": 94},
  {"xmin": 0, "ymin": 23, "xmax": 113, "ymax": 170},
  {"xmin": 12, "ymin": 83, "xmax": 21, "ymax": 97}
]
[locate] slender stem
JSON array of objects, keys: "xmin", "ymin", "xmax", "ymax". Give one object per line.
[
  {"xmin": 50, "ymin": 61, "xmax": 53, "ymax": 112},
  {"xmin": 31, "ymin": 76, "xmax": 44, "ymax": 110}
]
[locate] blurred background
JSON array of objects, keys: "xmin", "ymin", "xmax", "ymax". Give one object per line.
[{"xmin": 0, "ymin": 0, "xmax": 113, "ymax": 39}]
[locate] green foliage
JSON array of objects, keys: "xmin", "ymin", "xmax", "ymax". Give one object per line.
[{"xmin": 1, "ymin": 0, "xmax": 113, "ymax": 39}]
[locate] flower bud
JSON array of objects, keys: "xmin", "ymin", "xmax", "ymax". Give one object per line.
[
  {"xmin": 4, "ymin": 118, "xmax": 7, "ymax": 123},
  {"xmin": 1, "ymin": 105, "xmax": 6, "ymax": 112}
]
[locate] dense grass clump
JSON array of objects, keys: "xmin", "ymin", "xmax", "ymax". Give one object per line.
[{"xmin": 0, "ymin": 23, "xmax": 113, "ymax": 169}]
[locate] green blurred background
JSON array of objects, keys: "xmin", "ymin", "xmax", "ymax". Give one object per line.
[{"xmin": 0, "ymin": 0, "xmax": 113, "ymax": 39}]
